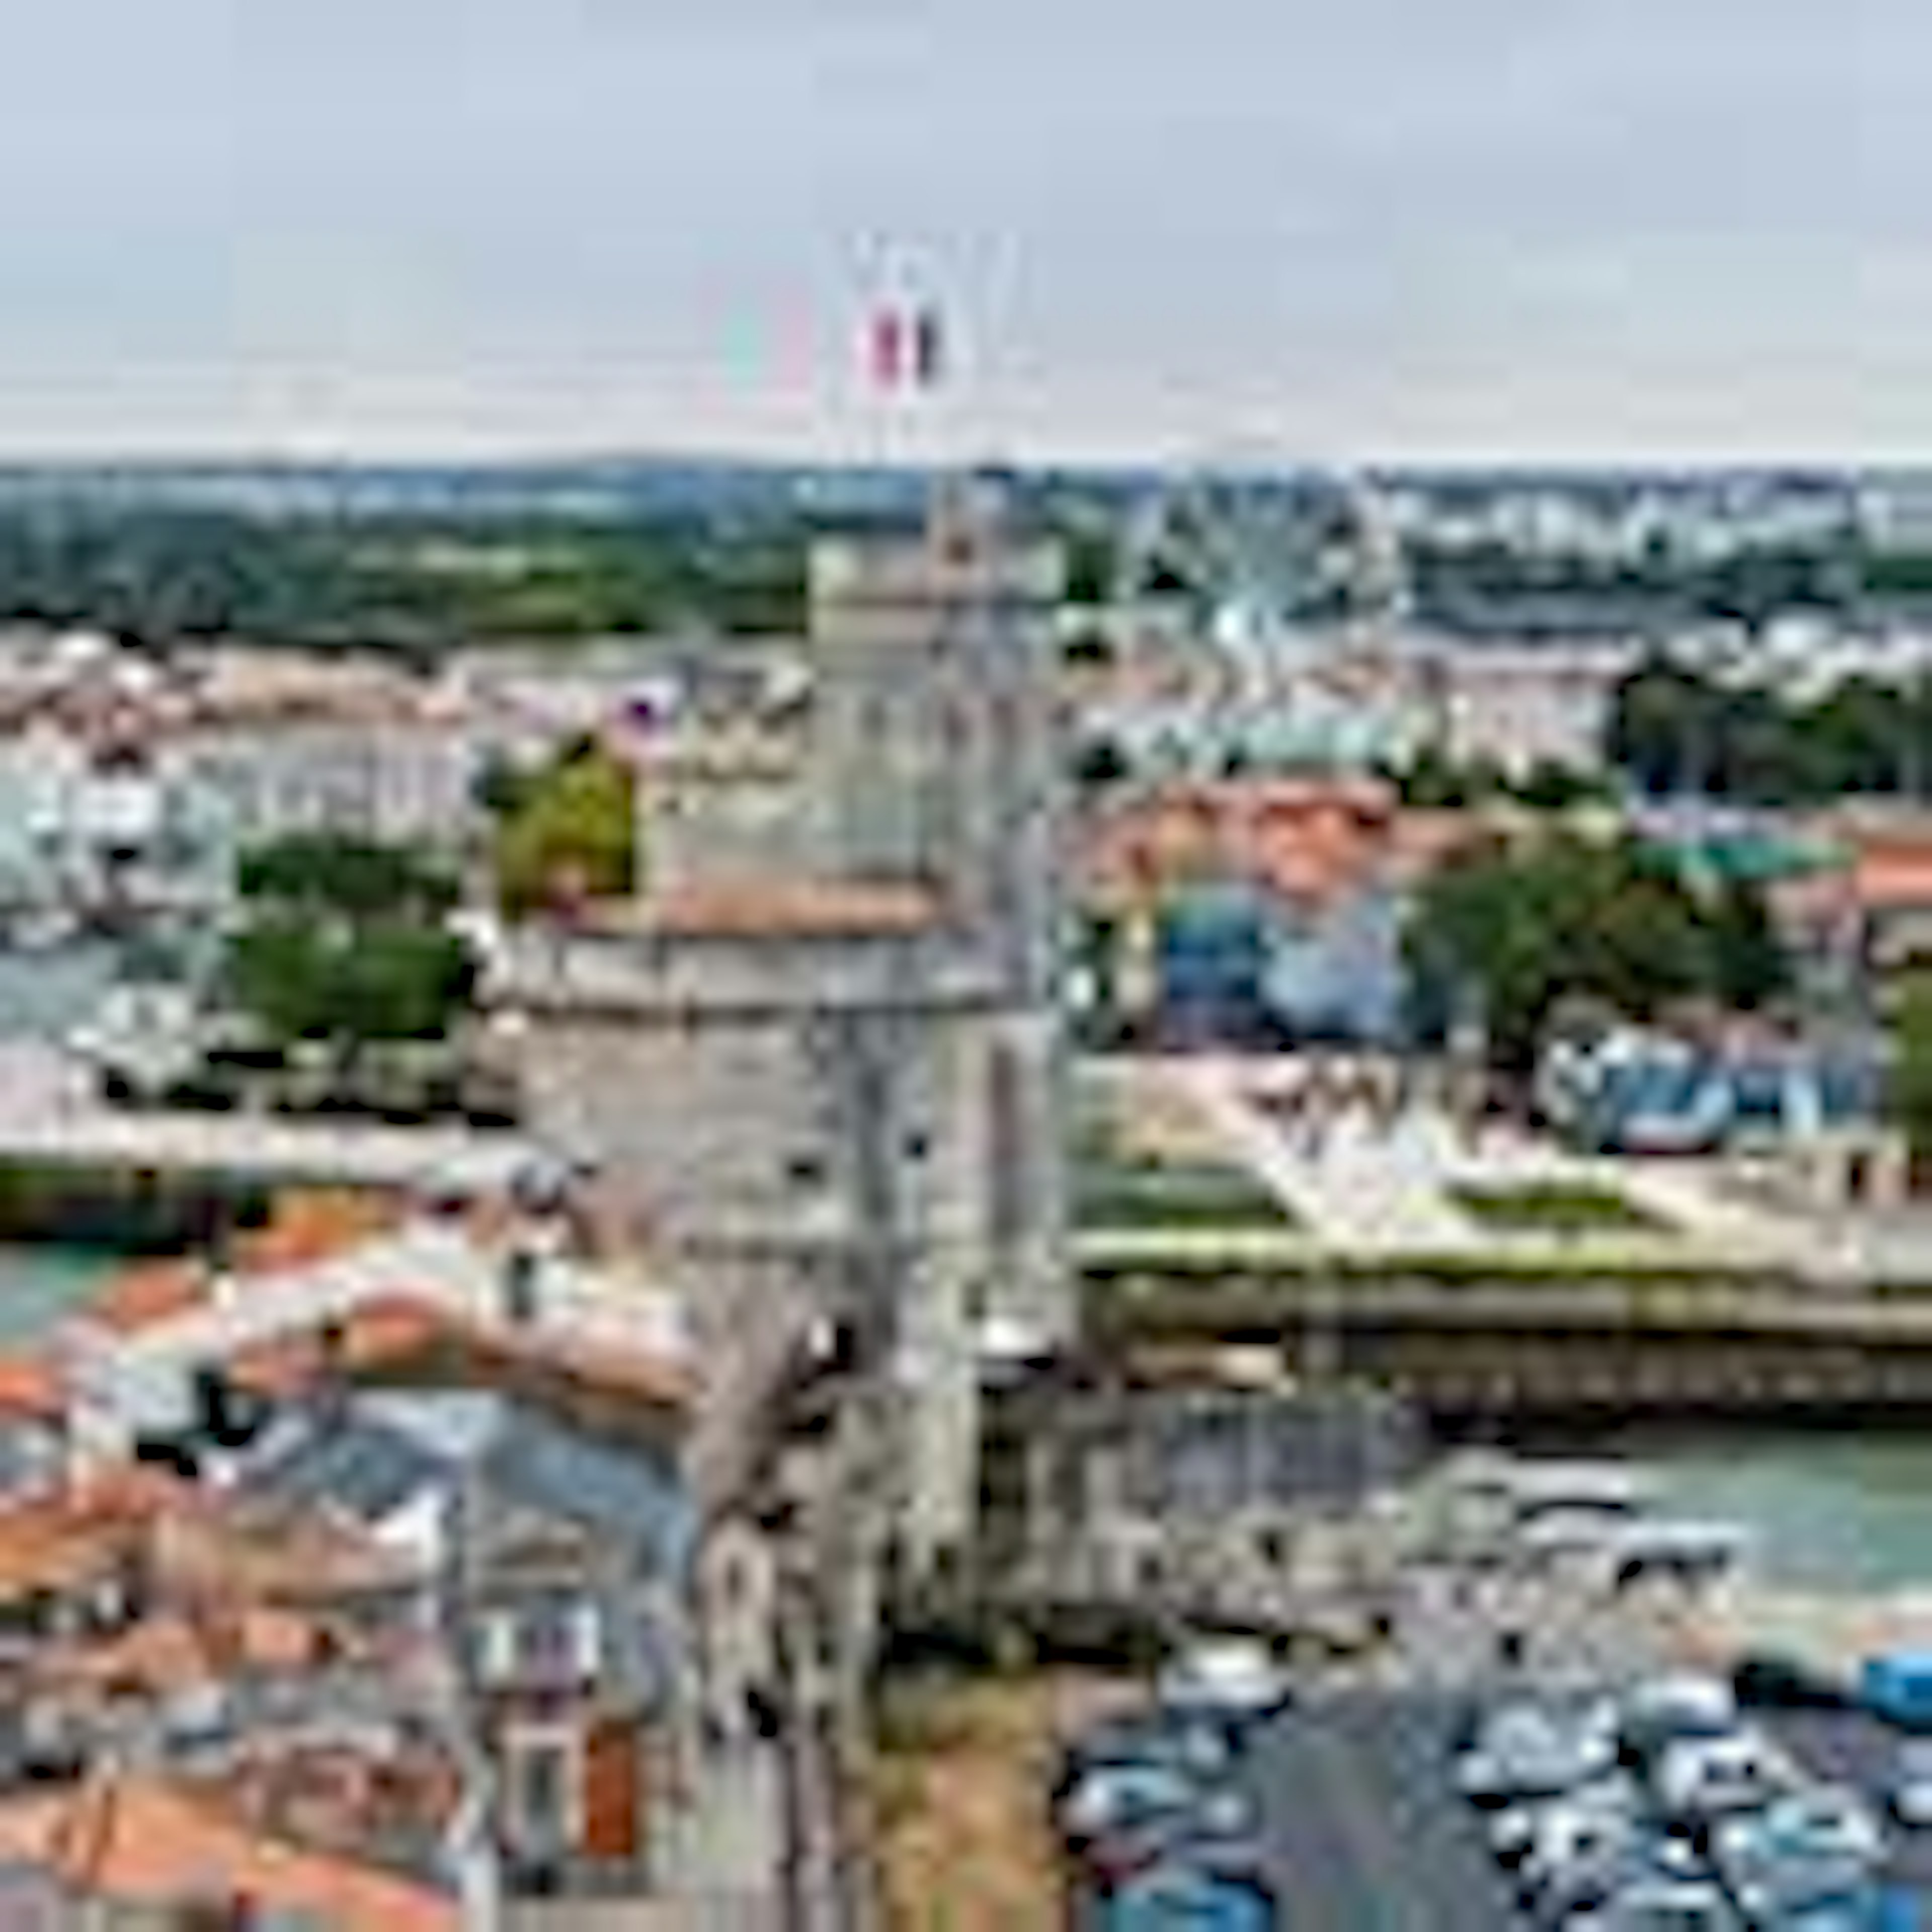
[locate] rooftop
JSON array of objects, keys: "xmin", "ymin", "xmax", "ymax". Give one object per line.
[
  {"xmin": 593, "ymin": 876, "xmax": 943, "ymax": 940},
  {"xmin": 0, "ymin": 1772, "xmax": 457, "ymax": 1932}
]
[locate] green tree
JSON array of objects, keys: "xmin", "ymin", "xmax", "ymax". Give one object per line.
[
  {"xmin": 238, "ymin": 833, "xmax": 457, "ymax": 921},
  {"xmin": 1512, "ymin": 760, "xmax": 1608, "ymax": 813},
  {"xmin": 224, "ymin": 833, "xmax": 476, "ymax": 1053},
  {"xmin": 1703, "ymin": 878, "xmax": 1791, "ymax": 1012},
  {"xmin": 1405, "ymin": 835, "xmax": 1788, "ymax": 1074},
  {"xmin": 1893, "ymin": 976, "xmax": 1932, "ymax": 1180},
  {"xmin": 1062, "ymin": 532, "xmax": 1117, "ymax": 607},
  {"xmin": 494, "ymin": 740, "xmax": 638, "ymax": 916}
]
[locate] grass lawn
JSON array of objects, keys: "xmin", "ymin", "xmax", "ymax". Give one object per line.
[
  {"xmin": 1074, "ymin": 1157, "xmax": 1298, "ymax": 1232},
  {"xmin": 1450, "ymin": 1180, "xmax": 1659, "ymax": 1235}
]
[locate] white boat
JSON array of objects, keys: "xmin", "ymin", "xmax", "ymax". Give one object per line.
[{"xmin": 9, "ymin": 906, "xmax": 79, "ymax": 952}]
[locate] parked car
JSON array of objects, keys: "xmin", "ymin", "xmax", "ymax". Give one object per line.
[
  {"xmin": 1156, "ymin": 1641, "xmax": 1293, "ymax": 1724},
  {"xmin": 1059, "ymin": 1763, "xmax": 1200, "ymax": 1848},
  {"xmin": 1517, "ymin": 1797, "xmax": 1643, "ymax": 1901},
  {"xmin": 1892, "ymin": 1742, "xmax": 1932, "ymax": 1830},
  {"xmin": 1722, "ymin": 1857, "xmax": 1890, "ymax": 1929},
  {"xmin": 1521, "ymin": 1837, "xmax": 1664, "ymax": 1927},
  {"xmin": 1055, "ymin": 1715, "xmax": 1235, "ymax": 1805},
  {"xmin": 1653, "ymin": 1730, "xmax": 1798, "ymax": 1824},
  {"xmin": 1490, "ymin": 1774, "xmax": 1641, "ymax": 1868},
  {"xmin": 1101, "ymin": 1866, "xmax": 1274, "ymax": 1932},
  {"xmin": 1716, "ymin": 1789, "xmax": 1884, "ymax": 1873},
  {"xmin": 1565, "ymin": 1876, "xmax": 1741, "ymax": 1929},
  {"xmin": 1457, "ymin": 1703, "xmax": 1618, "ymax": 1807},
  {"xmin": 1082, "ymin": 1790, "xmax": 1269, "ymax": 1897},
  {"xmin": 1863, "ymin": 1655, "xmax": 1932, "ymax": 1732},
  {"xmin": 1620, "ymin": 1674, "xmax": 1740, "ymax": 1771},
  {"xmin": 1776, "ymin": 1890, "xmax": 1919, "ymax": 1932}
]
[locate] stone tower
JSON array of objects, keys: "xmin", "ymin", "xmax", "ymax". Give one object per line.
[
  {"xmin": 494, "ymin": 475, "xmax": 1070, "ymax": 1595},
  {"xmin": 806, "ymin": 476, "xmax": 1070, "ymax": 1345}
]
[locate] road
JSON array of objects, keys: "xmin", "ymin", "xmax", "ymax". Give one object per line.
[{"xmin": 1247, "ymin": 1692, "xmax": 1519, "ymax": 1932}]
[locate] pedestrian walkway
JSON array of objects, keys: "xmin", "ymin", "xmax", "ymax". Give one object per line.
[
  {"xmin": 1171, "ymin": 1056, "xmax": 1850, "ymax": 1272},
  {"xmin": 654, "ymin": 1737, "xmax": 789, "ymax": 1928},
  {"xmin": 1179, "ymin": 1061, "xmax": 1474, "ymax": 1251}
]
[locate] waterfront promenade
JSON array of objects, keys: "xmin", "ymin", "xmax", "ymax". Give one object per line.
[{"xmin": 0, "ymin": 1038, "xmax": 539, "ymax": 1190}]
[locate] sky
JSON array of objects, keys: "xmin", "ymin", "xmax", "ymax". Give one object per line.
[{"xmin": 0, "ymin": 0, "xmax": 1909, "ymax": 463}]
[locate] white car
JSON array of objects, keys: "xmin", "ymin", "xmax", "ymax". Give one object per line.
[
  {"xmin": 1457, "ymin": 1705, "xmax": 1617, "ymax": 1806},
  {"xmin": 1156, "ymin": 1640, "xmax": 1292, "ymax": 1721},
  {"xmin": 1714, "ymin": 1788, "xmax": 1884, "ymax": 1872},
  {"xmin": 1654, "ymin": 1730, "xmax": 1797, "ymax": 1822},
  {"xmin": 1565, "ymin": 1877, "xmax": 1739, "ymax": 1929},
  {"xmin": 1517, "ymin": 1799, "xmax": 1641, "ymax": 1896},
  {"xmin": 1490, "ymin": 1774, "xmax": 1639, "ymax": 1866},
  {"xmin": 1057, "ymin": 1762, "xmax": 1198, "ymax": 1844},
  {"xmin": 1622, "ymin": 1673, "xmax": 1738, "ymax": 1745},
  {"xmin": 1891, "ymin": 1740, "xmax": 1932, "ymax": 1828}
]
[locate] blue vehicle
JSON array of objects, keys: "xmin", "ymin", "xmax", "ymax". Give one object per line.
[
  {"xmin": 1102, "ymin": 1867, "xmax": 1274, "ymax": 1931},
  {"xmin": 1777, "ymin": 1886, "xmax": 1919, "ymax": 1931},
  {"xmin": 1864, "ymin": 1655, "xmax": 1932, "ymax": 1732}
]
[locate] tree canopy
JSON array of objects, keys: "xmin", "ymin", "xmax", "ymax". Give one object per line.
[
  {"xmin": 237, "ymin": 832, "xmax": 457, "ymax": 921},
  {"xmin": 223, "ymin": 833, "xmax": 475, "ymax": 1050},
  {"xmin": 1894, "ymin": 976, "xmax": 1932, "ymax": 1178},
  {"xmin": 1404, "ymin": 834, "xmax": 1790, "ymax": 1073},
  {"xmin": 493, "ymin": 740, "xmax": 638, "ymax": 916},
  {"xmin": 0, "ymin": 506, "xmax": 809, "ymax": 650},
  {"xmin": 1608, "ymin": 657, "xmax": 1932, "ymax": 804}
]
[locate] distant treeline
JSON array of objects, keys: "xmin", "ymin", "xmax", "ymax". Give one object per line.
[
  {"xmin": 1608, "ymin": 658, "xmax": 1932, "ymax": 803},
  {"xmin": 0, "ymin": 507, "xmax": 809, "ymax": 651},
  {"xmin": 1405, "ymin": 541, "xmax": 1856, "ymax": 630}
]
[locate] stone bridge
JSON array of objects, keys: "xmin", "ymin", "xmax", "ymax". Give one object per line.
[{"xmin": 1078, "ymin": 1234, "xmax": 1932, "ymax": 1422}]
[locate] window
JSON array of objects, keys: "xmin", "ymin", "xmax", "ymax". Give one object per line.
[
  {"xmin": 986, "ymin": 1038, "xmax": 1028, "ymax": 1247},
  {"xmin": 506, "ymin": 1732, "xmax": 576, "ymax": 1856}
]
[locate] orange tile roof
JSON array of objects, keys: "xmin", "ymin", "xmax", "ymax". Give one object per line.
[
  {"xmin": 1854, "ymin": 842, "xmax": 1932, "ymax": 913},
  {"xmin": 42, "ymin": 1602, "xmax": 333, "ymax": 1697},
  {"xmin": 156, "ymin": 1497, "xmax": 423, "ymax": 1607},
  {"xmin": 235, "ymin": 1190, "xmax": 404, "ymax": 1273},
  {"xmin": 0, "ymin": 1353, "xmax": 62, "ymax": 1424},
  {"xmin": 227, "ymin": 1290, "xmax": 695, "ymax": 1420},
  {"xmin": 227, "ymin": 1292, "xmax": 451, "ymax": 1401},
  {"xmin": 1079, "ymin": 786, "xmax": 1483, "ymax": 911},
  {"xmin": 505, "ymin": 1329, "xmax": 701, "ymax": 1412},
  {"xmin": 0, "ymin": 1774, "xmax": 456, "ymax": 1932},
  {"xmin": 0, "ymin": 1468, "xmax": 187, "ymax": 1601},
  {"xmin": 616, "ymin": 877, "xmax": 942, "ymax": 939},
  {"xmin": 83, "ymin": 1262, "xmax": 208, "ymax": 1336}
]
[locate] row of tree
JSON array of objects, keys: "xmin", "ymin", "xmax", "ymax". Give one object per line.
[
  {"xmin": 0, "ymin": 508, "xmax": 807, "ymax": 651},
  {"xmin": 1608, "ymin": 659, "xmax": 1932, "ymax": 803},
  {"xmin": 1407, "ymin": 540, "xmax": 1856, "ymax": 630}
]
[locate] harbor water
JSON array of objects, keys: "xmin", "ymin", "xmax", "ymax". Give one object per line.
[
  {"xmin": 0, "ymin": 1242, "xmax": 120, "ymax": 1346},
  {"xmin": 1587, "ymin": 1427, "xmax": 1932, "ymax": 1597}
]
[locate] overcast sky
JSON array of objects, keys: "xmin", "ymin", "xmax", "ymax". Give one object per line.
[{"xmin": 0, "ymin": 0, "xmax": 1908, "ymax": 462}]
